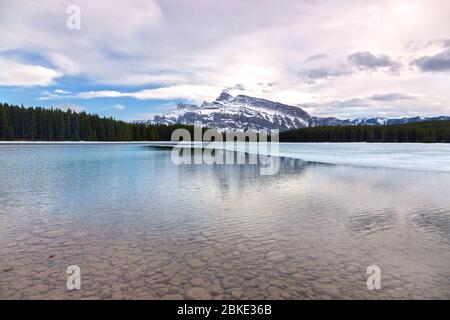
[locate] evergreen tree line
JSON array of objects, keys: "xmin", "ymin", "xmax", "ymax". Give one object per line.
[
  {"xmin": 279, "ymin": 121, "xmax": 450, "ymax": 143},
  {"xmin": 0, "ymin": 102, "xmax": 195, "ymax": 141},
  {"xmin": 2, "ymin": 102, "xmax": 450, "ymax": 142}
]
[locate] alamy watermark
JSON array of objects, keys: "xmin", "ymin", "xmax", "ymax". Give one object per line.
[
  {"xmin": 66, "ymin": 4, "xmax": 81, "ymax": 30},
  {"xmin": 170, "ymin": 122, "xmax": 280, "ymax": 175},
  {"xmin": 66, "ymin": 265, "xmax": 81, "ymax": 290},
  {"xmin": 366, "ymin": 5, "xmax": 381, "ymax": 29},
  {"xmin": 366, "ymin": 265, "xmax": 381, "ymax": 290},
  {"xmin": 59, "ymin": 262, "xmax": 380, "ymax": 293}
]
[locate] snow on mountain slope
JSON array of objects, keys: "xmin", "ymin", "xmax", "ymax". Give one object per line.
[
  {"xmin": 152, "ymin": 92, "xmax": 314, "ymax": 131},
  {"xmin": 150, "ymin": 92, "xmax": 450, "ymax": 131}
]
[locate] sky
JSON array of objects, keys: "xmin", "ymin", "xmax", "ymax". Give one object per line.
[{"xmin": 0, "ymin": 0, "xmax": 449, "ymax": 120}]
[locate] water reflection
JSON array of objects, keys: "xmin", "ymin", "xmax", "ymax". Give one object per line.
[
  {"xmin": 413, "ymin": 207, "xmax": 450, "ymax": 242},
  {"xmin": 347, "ymin": 209, "xmax": 396, "ymax": 236},
  {"xmin": 0, "ymin": 144, "xmax": 449, "ymax": 299}
]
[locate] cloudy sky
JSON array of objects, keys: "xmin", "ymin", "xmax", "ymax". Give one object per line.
[{"xmin": 1, "ymin": 0, "xmax": 449, "ymax": 120}]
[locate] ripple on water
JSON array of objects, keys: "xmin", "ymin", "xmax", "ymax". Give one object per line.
[{"xmin": 0, "ymin": 145, "xmax": 450, "ymax": 299}]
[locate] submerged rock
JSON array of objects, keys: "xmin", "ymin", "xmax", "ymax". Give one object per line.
[
  {"xmin": 186, "ymin": 258, "xmax": 204, "ymax": 268},
  {"xmin": 185, "ymin": 287, "xmax": 211, "ymax": 300}
]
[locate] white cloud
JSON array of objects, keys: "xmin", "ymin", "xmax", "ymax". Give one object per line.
[
  {"xmin": 76, "ymin": 90, "xmax": 125, "ymax": 99},
  {"xmin": 0, "ymin": 57, "xmax": 62, "ymax": 86},
  {"xmin": 38, "ymin": 89, "xmax": 72, "ymax": 100},
  {"xmin": 54, "ymin": 89, "xmax": 70, "ymax": 94},
  {"xmin": 2, "ymin": 0, "xmax": 450, "ymax": 117},
  {"xmin": 112, "ymin": 104, "xmax": 126, "ymax": 111},
  {"xmin": 302, "ymin": 93, "xmax": 450, "ymax": 119},
  {"xmin": 47, "ymin": 53, "xmax": 79, "ymax": 75},
  {"xmin": 73, "ymin": 85, "xmax": 221, "ymax": 103},
  {"xmin": 38, "ymin": 84, "xmax": 221, "ymax": 104},
  {"xmin": 129, "ymin": 85, "xmax": 220, "ymax": 101}
]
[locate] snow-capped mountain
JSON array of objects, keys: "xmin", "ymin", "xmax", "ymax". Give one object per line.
[
  {"xmin": 351, "ymin": 116, "xmax": 450, "ymax": 126},
  {"xmin": 152, "ymin": 92, "xmax": 314, "ymax": 131},
  {"xmin": 150, "ymin": 92, "xmax": 450, "ymax": 131}
]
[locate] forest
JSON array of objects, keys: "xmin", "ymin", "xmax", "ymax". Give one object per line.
[
  {"xmin": 0, "ymin": 102, "xmax": 193, "ymax": 141},
  {"xmin": 1, "ymin": 102, "xmax": 450, "ymax": 143},
  {"xmin": 278, "ymin": 120, "xmax": 450, "ymax": 143}
]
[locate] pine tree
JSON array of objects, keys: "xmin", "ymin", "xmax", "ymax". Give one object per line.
[{"xmin": 0, "ymin": 105, "xmax": 14, "ymax": 139}]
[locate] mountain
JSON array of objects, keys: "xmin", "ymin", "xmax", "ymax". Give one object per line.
[
  {"xmin": 348, "ymin": 116, "xmax": 450, "ymax": 126},
  {"xmin": 152, "ymin": 92, "xmax": 314, "ymax": 131},
  {"xmin": 150, "ymin": 92, "xmax": 450, "ymax": 131}
]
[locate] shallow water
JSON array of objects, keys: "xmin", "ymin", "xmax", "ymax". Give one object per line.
[{"xmin": 0, "ymin": 144, "xmax": 449, "ymax": 299}]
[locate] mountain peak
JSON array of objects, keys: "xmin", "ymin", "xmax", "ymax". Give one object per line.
[
  {"xmin": 177, "ymin": 103, "xmax": 198, "ymax": 110},
  {"xmin": 150, "ymin": 91, "xmax": 450, "ymax": 132},
  {"xmin": 215, "ymin": 91, "xmax": 234, "ymax": 102}
]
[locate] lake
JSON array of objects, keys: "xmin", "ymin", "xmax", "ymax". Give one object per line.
[{"xmin": 0, "ymin": 143, "xmax": 449, "ymax": 299}]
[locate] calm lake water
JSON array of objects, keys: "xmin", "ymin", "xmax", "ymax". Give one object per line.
[{"xmin": 0, "ymin": 143, "xmax": 449, "ymax": 299}]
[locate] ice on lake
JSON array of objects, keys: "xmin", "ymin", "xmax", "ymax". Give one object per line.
[{"xmin": 203, "ymin": 142, "xmax": 450, "ymax": 172}]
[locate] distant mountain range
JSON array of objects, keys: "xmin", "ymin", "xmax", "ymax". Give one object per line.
[{"xmin": 149, "ymin": 92, "xmax": 450, "ymax": 131}]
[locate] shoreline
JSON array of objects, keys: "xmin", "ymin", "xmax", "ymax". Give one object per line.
[{"xmin": 1, "ymin": 140, "xmax": 449, "ymax": 145}]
